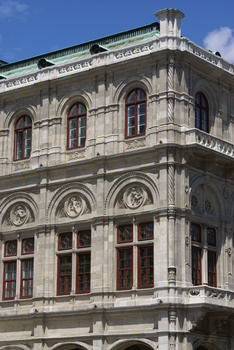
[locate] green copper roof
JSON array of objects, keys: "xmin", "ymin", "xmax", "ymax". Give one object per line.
[{"xmin": 0, "ymin": 21, "xmax": 160, "ymax": 79}]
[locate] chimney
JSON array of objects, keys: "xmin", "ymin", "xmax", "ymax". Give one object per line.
[{"xmin": 155, "ymin": 8, "xmax": 184, "ymax": 38}]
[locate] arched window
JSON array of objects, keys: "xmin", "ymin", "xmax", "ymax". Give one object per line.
[
  {"xmin": 14, "ymin": 116, "xmax": 32, "ymax": 161},
  {"xmin": 125, "ymin": 88, "xmax": 146, "ymax": 138},
  {"xmin": 67, "ymin": 103, "xmax": 86, "ymax": 149},
  {"xmin": 195, "ymin": 92, "xmax": 209, "ymax": 132}
]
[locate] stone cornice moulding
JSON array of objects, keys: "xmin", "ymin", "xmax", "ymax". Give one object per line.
[{"xmin": 0, "ymin": 36, "xmax": 233, "ymax": 94}]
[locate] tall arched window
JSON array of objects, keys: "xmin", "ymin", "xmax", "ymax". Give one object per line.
[
  {"xmin": 67, "ymin": 103, "xmax": 86, "ymax": 149},
  {"xmin": 14, "ymin": 116, "xmax": 32, "ymax": 161},
  {"xmin": 125, "ymin": 88, "xmax": 146, "ymax": 138},
  {"xmin": 195, "ymin": 92, "xmax": 209, "ymax": 132}
]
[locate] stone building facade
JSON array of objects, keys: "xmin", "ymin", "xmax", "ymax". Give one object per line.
[{"xmin": 0, "ymin": 8, "xmax": 233, "ymax": 350}]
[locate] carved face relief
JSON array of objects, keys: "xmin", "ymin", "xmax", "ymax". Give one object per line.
[
  {"xmin": 10, "ymin": 204, "xmax": 29, "ymax": 226},
  {"xmin": 123, "ymin": 185, "xmax": 147, "ymax": 209},
  {"xmin": 64, "ymin": 195, "xmax": 83, "ymax": 218}
]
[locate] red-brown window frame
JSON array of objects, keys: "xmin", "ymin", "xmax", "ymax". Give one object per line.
[
  {"xmin": 4, "ymin": 240, "xmax": 17, "ymax": 257},
  {"xmin": 138, "ymin": 222, "xmax": 154, "ymax": 241},
  {"xmin": 14, "ymin": 115, "xmax": 32, "ymax": 161},
  {"xmin": 20, "ymin": 258, "xmax": 33, "ymax": 298},
  {"xmin": 208, "ymin": 250, "xmax": 217, "ymax": 287},
  {"xmin": 138, "ymin": 244, "xmax": 154, "ymax": 289},
  {"xmin": 3, "ymin": 261, "xmax": 17, "ymax": 300},
  {"xmin": 192, "ymin": 246, "xmax": 202, "ymax": 286},
  {"xmin": 67, "ymin": 102, "xmax": 87, "ymax": 150},
  {"xmin": 21, "ymin": 237, "xmax": 34, "ymax": 255},
  {"xmin": 58, "ymin": 232, "xmax": 72, "ymax": 250},
  {"xmin": 57, "ymin": 254, "xmax": 72, "ymax": 296},
  {"xmin": 76, "ymin": 252, "xmax": 91, "ymax": 294},
  {"xmin": 77, "ymin": 230, "xmax": 91, "ymax": 248},
  {"xmin": 117, "ymin": 247, "xmax": 133, "ymax": 290},
  {"xmin": 125, "ymin": 88, "xmax": 147, "ymax": 139},
  {"xmin": 117, "ymin": 224, "xmax": 133, "ymax": 244},
  {"xmin": 195, "ymin": 92, "xmax": 209, "ymax": 133}
]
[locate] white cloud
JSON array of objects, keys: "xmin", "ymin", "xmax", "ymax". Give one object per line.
[
  {"xmin": 203, "ymin": 27, "xmax": 234, "ymax": 63},
  {"xmin": 0, "ymin": 0, "xmax": 28, "ymax": 18}
]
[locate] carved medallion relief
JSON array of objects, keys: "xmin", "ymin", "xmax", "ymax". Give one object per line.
[
  {"xmin": 3, "ymin": 202, "xmax": 34, "ymax": 227},
  {"xmin": 117, "ymin": 183, "xmax": 153, "ymax": 209},
  {"xmin": 57, "ymin": 193, "xmax": 90, "ymax": 218}
]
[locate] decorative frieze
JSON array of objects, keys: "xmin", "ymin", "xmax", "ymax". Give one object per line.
[{"xmin": 125, "ymin": 137, "xmax": 146, "ymax": 150}]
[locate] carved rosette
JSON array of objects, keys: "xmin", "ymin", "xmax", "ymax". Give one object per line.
[{"xmin": 10, "ymin": 203, "xmax": 29, "ymax": 226}]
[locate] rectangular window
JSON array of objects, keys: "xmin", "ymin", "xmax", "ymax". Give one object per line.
[
  {"xmin": 138, "ymin": 245, "xmax": 154, "ymax": 288},
  {"xmin": 117, "ymin": 247, "xmax": 133, "ymax": 290},
  {"xmin": 138, "ymin": 222, "xmax": 153, "ymax": 241},
  {"xmin": 3, "ymin": 261, "xmax": 16, "ymax": 300},
  {"xmin": 21, "ymin": 259, "xmax": 33, "ymax": 298},
  {"xmin": 58, "ymin": 232, "xmax": 72, "ymax": 250},
  {"xmin": 208, "ymin": 251, "xmax": 216, "ymax": 287},
  {"xmin": 5, "ymin": 240, "xmax": 17, "ymax": 257},
  {"xmin": 57, "ymin": 255, "xmax": 72, "ymax": 295},
  {"xmin": 192, "ymin": 246, "xmax": 202, "ymax": 285},
  {"xmin": 117, "ymin": 225, "xmax": 133, "ymax": 243},
  {"xmin": 76, "ymin": 252, "xmax": 90, "ymax": 293},
  {"xmin": 191, "ymin": 223, "xmax": 201, "ymax": 242}
]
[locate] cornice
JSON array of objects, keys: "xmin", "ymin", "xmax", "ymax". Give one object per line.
[{"xmin": 0, "ymin": 36, "xmax": 233, "ymax": 94}]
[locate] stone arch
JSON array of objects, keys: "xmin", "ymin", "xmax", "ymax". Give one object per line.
[
  {"xmin": 51, "ymin": 341, "xmax": 91, "ymax": 350},
  {"xmin": 0, "ymin": 192, "xmax": 38, "ymax": 228},
  {"xmin": 108, "ymin": 338, "xmax": 155, "ymax": 350},
  {"xmin": 105, "ymin": 171, "xmax": 158, "ymax": 216},
  {"xmin": 190, "ymin": 176, "xmax": 224, "ymax": 220},
  {"xmin": 48, "ymin": 182, "xmax": 96, "ymax": 223},
  {"xmin": 57, "ymin": 91, "xmax": 92, "ymax": 118},
  {"xmin": 4, "ymin": 105, "xmax": 37, "ymax": 129},
  {"xmin": 0, "ymin": 345, "xmax": 31, "ymax": 350},
  {"xmin": 113, "ymin": 76, "xmax": 152, "ymax": 105}
]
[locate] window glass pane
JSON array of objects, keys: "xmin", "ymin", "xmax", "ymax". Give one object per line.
[
  {"xmin": 16, "ymin": 117, "xmax": 24, "ymax": 128},
  {"xmin": 208, "ymin": 251, "xmax": 216, "ymax": 287},
  {"xmin": 207, "ymin": 228, "xmax": 216, "ymax": 246},
  {"xmin": 138, "ymin": 246, "xmax": 153, "ymax": 288},
  {"xmin": 118, "ymin": 225, "xmax": 133, "ymax": 243},
  {"xmin": 201, "ymin": 94, "xmax": 207, "ymax": 107},
  {"xmin": 128, "ymin": 105, "xmax": 135, "ymax": 117},
  {"xmin": 5, "ymin": 240, "xmax": 17, "ymax": 256},
  {"xmin": 24, "ymin": 128, "xmax": 31, "ymax": 157},
  {"xmin": 191, "ymin": 224, "xmax": 201, "ymax": 242},
  {"xmin": 78, "ymin": 104, "xmax": 86, "ymax": 114},
  {"xmin": 59, "ymin": 232, "xmax": 72, "ymax": 250},
  {"xmin": 201, "ymin": 110, "xmax": 207, "ymax": 131},
  {"xmin": 78, "ymin": 230, "xmax": 91, "ymax": 247},
  {"xmin": 195, "ymin": 108, "xmax": 200, "ymax": 128},
  {"xmin": 127, "ymin": 91, "xmax": 135, "ymax": 103},
  {"xmin": 77, "ymin": 252, "xmax": 90, "ymax": 293},
  {"xmin": 24, "ymin": 116, "xmax": 32, "ymax": 126},
  {"xmin": 137, "ymin": 89, "xmax": 146, "ymax": 100},
  {"xmin": 192, "ymin": 247, "xmax": 201, "ymax": 285},
  {"xmin": 22, "ymin": 238, "xmax": 34, "ymax": 254},
  {"xmin": 118, "ymin": 248, "xmax": 132, "ymax": 289},
  {"xmin": 16, "ymin": 130, "xmax": 23, "ymax": 159},
  {"xmin": 195, "ymin": 93, "xmax": 200, "ymax": 105},
  {"xmin": 58, "ymin": 255, "xmax": 72, "ymax": 295},
  {"xmin": 79, "ymin": 116, "xmax": 86, "ymax": 128},
  {"xmin": 139, "ymin": 222, "xmax": 153, "ymax": 240},
  {"xmin": 69, "ymin": 105, "xmax": 77, "ymax": 116}
]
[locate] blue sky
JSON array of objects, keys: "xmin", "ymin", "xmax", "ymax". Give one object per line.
[{"xmin": 0, "ymin": 0, "xmax": 234, "ymax": 63}]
